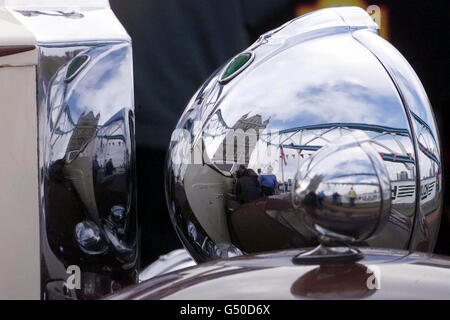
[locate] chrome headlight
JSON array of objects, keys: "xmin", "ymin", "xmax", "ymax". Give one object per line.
[{"xmin": 165, "ymin": 7, "xmax": 442, "ymax": 263}]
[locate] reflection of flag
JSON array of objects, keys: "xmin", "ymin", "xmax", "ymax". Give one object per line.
[{"xmin": 280, "ymin": 146, "xmax": 287, "ymax": 165}]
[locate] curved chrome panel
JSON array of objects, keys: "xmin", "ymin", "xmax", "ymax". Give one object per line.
[
  {"xmin": 38, "ymin": 42, "xmax": 137, "ymax": 299},
  {"xmin": 166, "ymin": 7, "xmax": 422, "ymax": 263},
  {"xmin": 352, "ymin": 29, "xmax": 443, "ymax": 252},
  {"xmin": 292, "ymin": 131, "xmax": 392, "ymax": 242}
]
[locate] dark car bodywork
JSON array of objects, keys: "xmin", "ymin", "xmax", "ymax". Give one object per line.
[{"xmin": 108, "ymin": 248, "xmax": 450, "ymax": 299}]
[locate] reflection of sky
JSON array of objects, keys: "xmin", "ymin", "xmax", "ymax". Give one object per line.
[
  {"xmin": 309, "ymin": 145, "xmax": 375, "ymax": 179},
  {"xmin": 362, "ymin": 32, "xmax": 439, "ymax": 137},
  {"xmin": 217, "ymin": 32, "xmax": 410, "ymax": 135},
  {"xmin": 326, "ymin": 174, "xmax": 378, "ymax": 185},
  {"xmin": 195, "ymin": 29, "xmax": 439, "ymax": 186},
  {"xmin": 64, "ymin": 43, "xmax": 133, "ymax": 126},
  {"xmin": 355, "ymin": 30, "xmax": 441, "ymax": 183},
  {"xmin": 308, "ymin": 146, "xmax": 381, "ymax": 196},
  {"xmin": 46, "ymin": 43, "xmax": 132, "ymax": 162},
  {"xmin": 268, "ymin": 80, "xmax": 406, "ymax": 131}
]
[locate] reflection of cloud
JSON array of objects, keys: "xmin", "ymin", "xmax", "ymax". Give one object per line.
[
  {"xmin": 218, "ymin": 31, "xmax": 410, "ymax": 133},
  {"xmin": 334, "ymin": 157, "xmax": 374, "ymax": 173},
  {"xmin": 66, "ymin": 44, "xmax": 133, "ymax": 126},
  {"xmin": 203, "ymin": 31, "xmax": 419, "ymax": 184},
  {"xmin": 290, "ymin": 81, "xmax": 399, "ymax": 124},
  {"xmin": 310, "ymin": 146, "xmax": 375, "ymax": 178},
  {"xmin": 326, "ymin": 174, "xmax": 378, "ymax": 185}
]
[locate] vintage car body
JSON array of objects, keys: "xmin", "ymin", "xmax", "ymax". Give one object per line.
[
  {"xmin": 0, "ymin": 0, "xmax": 137, "ymax": 299},
  {"xmin": 0, "ymin": 1, "xmax": 447, "ymax": 300},
  {"xmin": 108, "ymin": 248, "xmax": 450, "ymax": 300}
]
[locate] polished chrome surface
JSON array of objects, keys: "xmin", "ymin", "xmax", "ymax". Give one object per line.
[
  {"xmin": 351, "ymin": 29, "xmax": 443, "ymax": 252},
  {"xmin": 8, "ymin": 1, "xmax": 127, "ymax": 44},
  {"xmin": 38, "ymin": 42, "xmax": 137, "ymax": 299},
  {"xmin": 291, "ymin": 131, "xmax": 391, "ymax": 263},
  {"xmin": 37, "ymin": 42, "xmax": 137, "ymax": 299},
  {"xmin": 0, "ymin": 2, "xmax": 136, "ymax": 300},
  {"xmin": 292, "ymin": 244, "xmax": 364, "ymax": 265},
  {"xmin": 165, "ymin": 7, "xmax": 441, "ymax": 263},
  {"xmin": 292, "ymin": 131, "xmax": 391, "ymax": 242}
]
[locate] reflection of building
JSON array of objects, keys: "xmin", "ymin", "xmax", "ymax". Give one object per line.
[
  {"xmin": 308, "ymin": 174, "xmax": 324, "ymax": 193},
  {"xmin": 397, "ymin": 171, "xmax": 409, "ymax": 180},
  {"xmin": 66, "ymin": 111, "xmax": 99, "ymax": 159},
  {"xmin": 95, "ymin": 109, "xmax": 128, "ymax": 170},
  {"xmin": 429, "ymin": 165, "xmax": 436, "ymax": 177},
  {"xmin": 232, "ymin": 113, "xmax": 270, "ymax": 132},
  {"xmin": 213, "ymin": 114, "xmax": 269, "ymax": 165}
]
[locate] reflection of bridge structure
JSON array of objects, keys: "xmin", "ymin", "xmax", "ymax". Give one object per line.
[
  {"xmin": 261, "ymin": 122, "xmax": 415, "ymax": 166},
  {"xmin": 96, "ymin": 109, "xmax": 128, "ymax": 143},
  {"xmin": 323, "ymin": 173, "xmax": 379, "ymax": 186},
  {"xmin": 52, "ymin": 107, "xmax": 127, "ymax": 143},
  {"xmin": 411, "ymin": 111, "xmax": 440, "ymax": 166},
  {"xmin": 202, "ymin": 109, "xmax": 440, "ymax": 167},
  {"xmin": 49, "ymin": 105, "xmax": 128, "ymax": 164}
]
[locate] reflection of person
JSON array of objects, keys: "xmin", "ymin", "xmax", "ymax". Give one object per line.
[
  {"xmin": 258, "ymin": 166, "xmax": 278, "ymax": 196},
  {"xmin": 317, "ymin": 191, "xmax": 325, "ymax": 209},
  {"xmin": 332, "ymin": 192, "xmax": 342, "ymax": 206},
  {"xmin": 105, "ymin": 158, "xmax": 114, "ymax": 176},
  {"xmin": 304, "ymin": 191, "xmax": 317, "ymax": 206},
  {"xmin": 93, "ymin": 155, "xmax": 100, "ymax": 184},
  {"xmin": 247, "ymin": 169, "xmax": 259, "ymax": 185},
  {"xmin": 348, "ymin": 187, "xmax": 357, "ymax": 207},
  {"xmin": 236, "ymin": 165, "xmax": 260, "ymax": 204}
]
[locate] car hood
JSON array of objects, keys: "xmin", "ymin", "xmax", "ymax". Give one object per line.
[{"xmin": 107, "ymin": 248, "xmax": 450, "ymax": 300}]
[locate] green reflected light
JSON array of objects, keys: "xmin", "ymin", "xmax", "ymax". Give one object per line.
[{"xmin": 220, "ymin": 52, "xmax": 252, "ymax": 82}]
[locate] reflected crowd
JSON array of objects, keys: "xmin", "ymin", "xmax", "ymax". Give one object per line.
[{"xmin": 232, "ymin": 164, "xmax": 280, "ymax": 205}]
